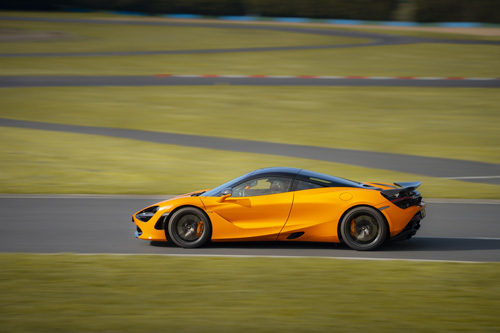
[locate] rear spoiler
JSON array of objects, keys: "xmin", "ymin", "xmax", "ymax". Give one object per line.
[{"xmin": 381, "ymin": 182, "xmax": 421, "ymax": 198}]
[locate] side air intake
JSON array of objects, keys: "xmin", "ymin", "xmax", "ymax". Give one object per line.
[{"xmin": 287, "ymin": 232, "xmax": 305, "ymax": 240}]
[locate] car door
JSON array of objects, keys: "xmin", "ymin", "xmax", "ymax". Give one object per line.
[
  {"xmin": 277, "ymin": 181, "xmax": 345, "ymax": 242},
  {"xmin": 200, "ymin": 176, "xmax": 294, "ymax": 241}
]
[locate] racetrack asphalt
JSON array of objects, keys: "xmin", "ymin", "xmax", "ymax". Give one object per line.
[
  {"xmin": 1, "ymin": 75, "xmax": 499, "ymax": 88},
  {"xmin": 0, "ymin": 196, "xmax": 499, "ymax": 262}
]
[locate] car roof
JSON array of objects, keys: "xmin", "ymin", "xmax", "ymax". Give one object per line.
[{"xmin": 251, "ymin": 167, "xmax": 302, "ymax": 177}]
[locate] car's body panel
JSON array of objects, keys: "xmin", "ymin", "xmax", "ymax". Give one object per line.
[
  {"xmin": 132, "ymin": 168, "xmax": 426, "ymax": 250},
  {"xmin": 134, "ymin": 195, "xmax": 205, "ymax": 242},
  {"xmin": 278, "ymin": 186, "xmax": 389, "ymax": 242},
  {"xmin": 377, "ymin": 203, "xmax": 424, "ymax": 237},
  {"xmin": 201, "ymin": 192, "xmax": 293, "ymax": 241},
  {"xmin": 277, "ymin": 188, "xmax": 345, "ymax": 242}
]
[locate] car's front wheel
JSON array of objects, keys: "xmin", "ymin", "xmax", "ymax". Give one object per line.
[
  {"xmin": 340, "ymin": 206, "xmax": 387, "ymax": 251},
  {"xmin": 167, "ymin": 207, "xmax": 212, "ymax": 248}
]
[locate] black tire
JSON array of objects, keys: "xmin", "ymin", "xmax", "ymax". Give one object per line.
[
  {"xmin": 340, "ymin": 206, "xmax": 387, "ymax": 251},
  {"xmin": 167, "ymin": 207, "xmax": 212, "ymax": 248}
]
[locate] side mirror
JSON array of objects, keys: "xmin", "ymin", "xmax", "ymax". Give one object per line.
[
  {"xmin": 218, "ymin": 188, "xmax": 232, "ymax": 202},
  {"xmin": 221, "ymin": 188, "xmax": 232, "ymax": 196}
]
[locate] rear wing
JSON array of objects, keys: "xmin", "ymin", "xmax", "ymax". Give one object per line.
[
  {"xmin": 381, "ymin": 182, "xmax": 422, "ymax": 208},
  {"xmin": 381, "ymin": 181, "xmax": 421, "ymax": 198}
]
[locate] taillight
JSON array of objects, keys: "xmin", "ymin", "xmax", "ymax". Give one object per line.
[{"xmin": 381, "ymin": 190, "xmax": 421, "ymax": 209}]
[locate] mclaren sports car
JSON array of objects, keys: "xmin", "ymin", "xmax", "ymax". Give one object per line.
[{"xmin": 132, "ymin": 167, "xmax": 426, "ymax": 251}]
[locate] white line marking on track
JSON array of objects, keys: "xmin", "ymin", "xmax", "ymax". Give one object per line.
[
  {"xmin": 266, "ymin": 75, "xmax": 294, "ymax": 78},
  {"xmin": 416, "ymin": 77, "xmax": 443, "ymax": 80},
  {"xmin": 317, "ymin": 76, "xmax": 344, "ymax": 79},
  {"xmin": 175, "ymin": 74, "xmax": 199, "ymax": 78},
  {"xmin": 26, "ymin": 252, "xmax": 490, "ymax": 264},
  {"xmin": 441, "ymin": 175, "xmax": 500, "ymax": 180},
  {"xmin": 425, "ymin": 198, "xmax": 500, "ymax": 204},
  {"xmin": 155, "ymin": 74, "xmax": 500, "ymax": 81},
  {"xmin": 415, "ymin": 236, "xmax": 500, "ymax": 241},
  {"xmin": 219, "ymin": 75, "xmax": 247, "ymax": 78}
]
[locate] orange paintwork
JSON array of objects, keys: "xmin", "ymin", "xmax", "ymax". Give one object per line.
[
  {"xmin": 133, "ymin": 193, "xmax": 205, "ymax": 242},
  {"xmin": 132, "ymin": 182, "xmax": 426, "ymax": 244}
]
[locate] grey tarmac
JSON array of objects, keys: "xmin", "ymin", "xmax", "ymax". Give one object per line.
[
  {"xmin": 0, "ymin": 196, "xmax": 499, "ymax": 262},
  {"xmin": 1, "ymin": 75, "xmax": 500, "ymax": 88}
]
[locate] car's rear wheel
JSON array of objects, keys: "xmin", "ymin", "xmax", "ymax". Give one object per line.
[
  {"xmin": 340, "ymin": 206, "xmax": 387, "ymax": 251},
  {"xmin": 167, "ymin": 207, "xmax": 212, "ymax": 248}
]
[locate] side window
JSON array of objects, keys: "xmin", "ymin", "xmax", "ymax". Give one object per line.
[
  {"xmin": 232, "ymin": 177, "xmax": 292, "ymax": 197},
  {"xmin": 296, "ymin": 180, "xmax": 325, "ymax": 191}
]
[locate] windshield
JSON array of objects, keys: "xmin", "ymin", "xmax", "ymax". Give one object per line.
[{"xmin": 202, "ymin": 171, "xmax": 253, "ymax": 197}]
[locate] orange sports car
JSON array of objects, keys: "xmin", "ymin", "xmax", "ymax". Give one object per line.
[{"xmin": 132, "ymin": 167, "xmax": 426, "ymax": 251}]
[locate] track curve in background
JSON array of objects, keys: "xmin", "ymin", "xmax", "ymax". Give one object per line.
[
  {"xmin": 0, "ymin": 15, "xmax": 499, "ymax": 58},
  {"xmin": 1, "ymin": 118, "xmax": 499, "ymax": 184}
]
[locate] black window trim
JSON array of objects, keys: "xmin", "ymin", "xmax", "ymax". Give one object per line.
[
  {"xmin": 231, "ymin": 175, "xmax": 296, "ymax": 197},
  {"xmin": 290, "ymin": 178, "xmax": 327, "ymax": 192}
]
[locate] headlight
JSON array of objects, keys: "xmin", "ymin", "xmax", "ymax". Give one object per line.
[{"xmin": 135, "ymin": 206, "xmax": 159, "ymax": 222}]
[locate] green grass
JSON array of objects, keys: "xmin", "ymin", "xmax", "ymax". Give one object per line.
[
  {"xmin": 329, "ymin": 25, "xmax": 500, "ymax": 41},
  {"xmin": 0, "ymin": 10, "xmax": 134, "ymax": 19},
  {"xmin": 1, "ymin": 43, "xmax": 498, "ymax": 77},
  {"xmin": 2, "ymin": 9, "xmax": 499, "ymax": 42},
  {"xmin": 1, "ymin": 86, "xmax": 499, "ymax": 164},
  {"xmin": 1, "ymin": 127, "xmax": 499, "ymax": 198},
  {"xmin": 0, "ymin": 254, "xmax": 499, "ymax": 332},
  {"xmin": 0, "ymin": 11, "xmax": 499, "ymax": 197},
  {"xmin": 0, "ymin": 19, "xmax": 362, "ymax": 54},
  {"xmin": 0, "ymin": 12, "xmax": 498, "ymax": 77}
]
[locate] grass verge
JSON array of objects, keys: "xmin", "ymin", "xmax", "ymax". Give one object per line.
[
  {"xmin": 0, "ymin": 19, "xmax": 360, "ymax": 54},
  {"xmin": 0, "ymin": 254, "xmax": 499, "ymax": 332},
  {"xmin": 2, "ymin": 10, "xmax": 499, "ymax": 41},
  {"xmin": 0, "ymin": 12, "xmax": 498, "ymax": 77},
  {"xmin": 328, "ymin": 25, "xmax": 500, "ymax": 41},
  {"xmin": 1, "ymin": 43, "xmax": 498, "ymax": 77},
  {"xmin": 1, "ymin": 127, "xmax": 499, "ymax": 198},
  {"xmin": 0, "ymin": 12, "xmax": 498, "ymax": 197},
  {"xmin": 1, "ymin": 86, "xmax": 499, "ymax": 164}
]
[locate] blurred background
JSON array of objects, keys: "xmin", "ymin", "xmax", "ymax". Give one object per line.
[
  {"xmin": 2, "ymin": 0, "xmax": 500, "ymax": 23},
  {"xmin": 0, "ymin": 0, "xmax": 499, "ymax": 198},
  {"xmin": 1, "ymin": 2, "xmax": 500, "ymax": 333}
]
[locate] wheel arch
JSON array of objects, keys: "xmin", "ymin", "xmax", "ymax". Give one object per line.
[
  {"xmin": 163, "ymin": 205, "xmax": 212, "ymax": 241},
  {"xmin": 337, "ymin": 204, "xmax": 390, "ymax": 242}
]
